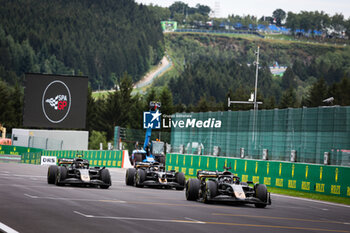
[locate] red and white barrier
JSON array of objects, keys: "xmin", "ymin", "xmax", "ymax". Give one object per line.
[{"xmin": 121, "ymin": 150, "xmax": 132, "ymax": 168}]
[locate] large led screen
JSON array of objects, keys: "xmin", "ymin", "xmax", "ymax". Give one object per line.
[{"xmin": 23, "ymin": 73, "xmax": 88, "ymax": 129}]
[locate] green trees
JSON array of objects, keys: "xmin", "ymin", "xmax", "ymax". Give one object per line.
[
  {"xmin": 161, "ymin": 33, "xmax": 350, "ymax": 111},
  {"xmin": 159, "ymin": 87, "xmax": 174, "ymax": 116},
  {"xmin": 281, "ymin": 67, "xmax": 297, "ymax": 90},
  {"xmin": 0, "ymin": 80, "xmax": 23, "ymax": 130},
  {"xmin": 280, "ymin": 88, "xmax": 298, "ymax": 108},
  {"xmin": 168, "ymin": 1, "xmax": 211, "ymax": 25},
  {"xmin": 304, "ymin": 78, "xmax": 329, "ymax": 107},
  {"xmin": 285, "ymin": 10, "xmax": 349, "ymax": 37},
  {"xmin": 272, "ymin": 9, "xmax": 286, "ymax": 26},
  {"xmin": 0, "ymin": 0, "xmax": 164, "ymax": 89},
  {"xmin": 89, "ymin": 131, "xmax": 107, "ymax": 150}
]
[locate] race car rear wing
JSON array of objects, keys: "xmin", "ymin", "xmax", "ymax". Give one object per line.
[
  {"xmin": 135, "ymin": 162, "xmax": 165, "ymax": 170},
  {"xmin": 135, "ymin": 162, "xmax": 151, "ymax": 168},
  {"xmin": 58, "ymin": 158, "xmax": 74, "ymax": 165},
  {"xmin": 197, "ymin": 170, "xmax": 218, "ymax": 179},
  {"xmin": 58, "ymin": 158, "xmax": 89, "ymax": 166}
]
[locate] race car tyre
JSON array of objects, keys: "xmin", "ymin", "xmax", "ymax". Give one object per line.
[
  {"xmin": 100, "ymin": 169, "xmax": 111, "ymax": 189},
  {"xmin": 134, "ymin": 154, "xmax": 144, "ymax": 164},
  {"xmin": 125, "ymin": 168, "xmax": 136, "ymax": 186},
  {"xmin": 254, "ymin": 184, "xmax": 268, "ymax": 208},
  {"xmin": 185, "ymin": 178, "xmax": 200, "ymax": 201},
  {"xmin": 134, "ymin": 169, "xmax": 146, "ymax": 187},
  {"xmin": 47, "ymin": 165, "xmax": 58, "ymax": 184},
  {"xmin": 203, "ymin": 180, "xmax": 217, "ymax": 203},
  {"xmin": 175, "ymin": 172, "xmax": 186, "ymax": 190},
  {"xmin": 55, "ymin": 166, "xmax": 67, "ymax": 186}
]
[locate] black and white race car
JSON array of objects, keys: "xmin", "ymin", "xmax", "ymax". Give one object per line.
[
  {"xmin": 186, "ymin": 168, "xmax": 271, "ymax": 208},
  {"xmin": 47, "ymin": 157, "xmax": 111, "ymax": 189},
  {"xmin": 125, "ymin": 162, "xmax": 185, "ymax": 190}
]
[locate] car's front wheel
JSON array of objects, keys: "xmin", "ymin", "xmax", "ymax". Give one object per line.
[
  {"xmin": 125, "ymin": 168, "xmax": 136, "ymax": 186},
  {"xmin": 185, "ymin": 178, "xmax": 200, "ymax": 201},
  {"xmin": 100, "ymin": 169, "xmax": 111, "ymax": 189},
  {"xmin": 47, "ymin": 165, "xmax": 58, "ymax": 184},
  {"xmin": 255, "ymin": 184, "xmax": 268, "ymax": 208},
  {"xmin": 175, "ymin": 172, "xmax": 186, "ymax": 190},
  {"xmin": 203, "ymin": 180, "xmax": 217, "ymax": 203},
  {"xmin": 55, "ymin": 166, "xmax": 67, "ymax": 186},
  {"xmin": 134, "ymin": 169, "xmax": 146, "ymax": 188}
]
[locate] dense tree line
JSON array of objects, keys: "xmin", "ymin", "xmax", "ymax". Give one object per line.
[
  {"xmin": 0, "ymin": 0, "xmax": 164, "ymax": 89},
  {"xmin": 286, "ymin": 11, "xmax": 350, "ymax": 38},
  {"xmin": 158, "ymin": 33, "xmax": 350, "ymax": 111},
  {"xmin": 148, "ymin": 1, "xmax": 350, "ymax": 40}
]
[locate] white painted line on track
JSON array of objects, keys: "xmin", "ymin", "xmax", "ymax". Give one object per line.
[
  {"xmin": 184, "ymin": 217, "xmax": 205, "ymax": 224},
  {"xmin": 24, "ymin": 193, "xmax": 126, "ymax": 203},
  {"xmin": 12, "ymin": 174, "xmax": 46, "ymax": 178},
  {"xmin": 0, "ymin": 221, "xmax": 19, "ymax": 233},
  {"xmin": 24, "ymin": 193, "xmax": 38, "ymax": 198},
  {"xmin": 0, "ymin": 173, "xmax": 46, "ymax": 178},
  {"xmin": 272, "ymin": 193, "xmax": 350, "ymax": 208},
  {"xmin": 73, "ymin": 211, "xmax": 206, "ymax": 224}
]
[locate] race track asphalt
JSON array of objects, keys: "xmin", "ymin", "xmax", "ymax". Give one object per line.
[{"xmin": 0, "ymin": 163, "xmax": 349, "ymax": 233}]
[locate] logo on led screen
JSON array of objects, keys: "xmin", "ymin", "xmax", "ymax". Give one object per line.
[
  {"xmin": 143, "ymin": 110, "xmax": 161, "ymax": 129},
  {"xmin": 42, "ymin": 80, "xmax": 71, "ymax": 123},
  {"xmin": 45, "ymin": 95, "xmax": 68, "ymax": 110}
]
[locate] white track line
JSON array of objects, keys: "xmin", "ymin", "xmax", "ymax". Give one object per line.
[
  {"xmin": 24, "ymin": 193, "xmax": 126, "ymax": 203},
  {"xmin": 272, "ymin": 193, "xmax": 350, "ymax": 208},
  {"xmin": 184, "ymin": 217, "xmax": 205, "ymax": 224},
  {"xmin": 0, "ymin": 221, "xmax": 19, "ymax": 233},
  {"xmin": 74, "ymin": 211, "xmax": 205, "ymax": 224}
]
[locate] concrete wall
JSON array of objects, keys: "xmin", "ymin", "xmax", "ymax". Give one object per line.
[{"xmin": 11, "ymin": 128, "xmax": 89, "ymax": 150}]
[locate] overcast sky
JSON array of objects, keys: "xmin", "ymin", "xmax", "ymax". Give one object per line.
[{"xmin": 135, "ymin": 0, "xmax": 350, "ymax": 19}]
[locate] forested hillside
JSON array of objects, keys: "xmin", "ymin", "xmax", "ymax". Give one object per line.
[
  {"xmin": 157, "ymin": 33, "xmax": 350, "ymax": 109},
  {"xmin": 0, "ymin": 0, "xmax": 164, "ymax": 89}
]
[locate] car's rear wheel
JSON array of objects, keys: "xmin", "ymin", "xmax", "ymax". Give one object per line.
[
  {"xmin": 134, "ymin": 169, "xmax": 146, "ymax": 187},
  {"xmin": 100, "ymin": 169, "xmax": 111, "ymax": 189},
  {"xmin": 125, "ymin": 168, "xmax": 136, "ymax": 186},
  {"xmin": 55, "ymin": 166, "xmax": 67, "ymax": 186},
  {"xmin": 203, "ymin": 180, "xmax": 217, "ymax": 203},
  {"xmin": 175, "ymin": 172, "xmax": 186, "ymax": 190},
  {"xmin": 255, "ymin": 184, "xmax": 268, "ymax": 208},
  {"xmin": 185, "ymin": 178, "xmax": 200, "ymax": 201},
  {"xmin": 47, "ymin": 165, "xmax": 58, "ymax": 184}
]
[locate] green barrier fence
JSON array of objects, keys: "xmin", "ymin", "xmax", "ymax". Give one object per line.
[
  {"xmin": 0, "ymin": 145, "xmax": 125, "ymax": 168},
  {"xmin": 0, "ymin": 145, "xmax": 42, "ymax": 156},
  {"xmin": 21, "ymin": 152, "xmax": 42, "ymax": 165},
  {"xmin": 170, "ymin": 106, "xmax": 350, "ymax": 166},
  {"xmin": 166, "ymin": 153, "xmax": 350, "ymax": 198},
  {"xmin": 42, "ymin": 150, "xmax": 124, "ymax": 168}
]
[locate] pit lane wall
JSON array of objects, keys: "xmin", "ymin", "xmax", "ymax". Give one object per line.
[
  {"xmin": 166, "ymin": 153, "xmax": 350, "ymax": 198},
  {"xmin": 0, "ymin": 145, "xmax": 131, "ymax": 168}
]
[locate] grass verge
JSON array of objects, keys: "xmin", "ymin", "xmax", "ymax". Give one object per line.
[{"xmin": 268, "ymin": 187, "xmax": 350, "ymax": 205}]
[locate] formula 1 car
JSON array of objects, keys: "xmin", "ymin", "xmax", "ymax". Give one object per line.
[
  {"xmin": 185, "ymin": 168, "xmax": 271, "ymax": 208},
  {"xmin": 47, "ymin": 156, "xmax": 111, "ymax": 189},
  {"xmin": 125, "ymin": 162, "xmax": 185, "ymax": 190}
]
